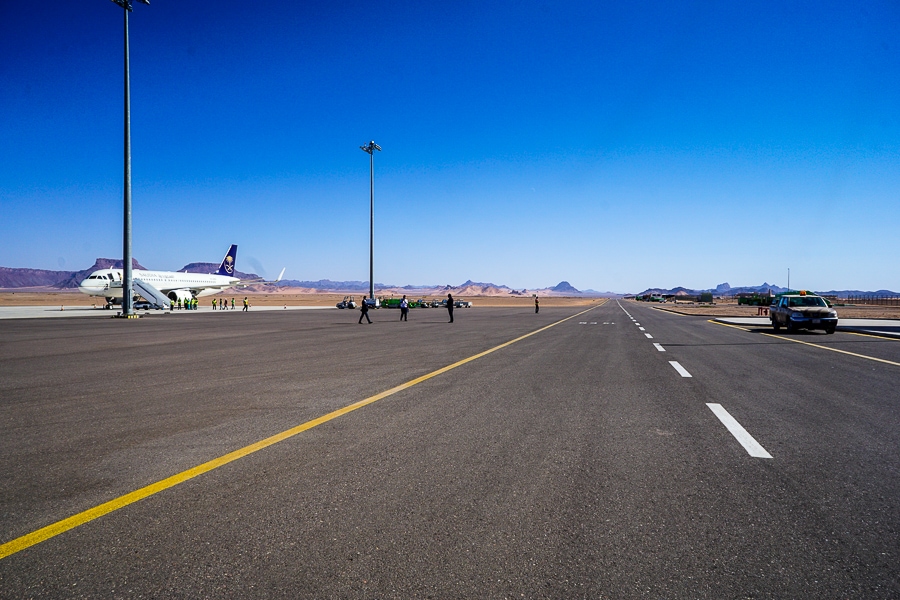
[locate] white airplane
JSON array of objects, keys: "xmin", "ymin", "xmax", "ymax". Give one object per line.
[{"xmin": 78, "ymin": 244, "xmax": 284, "ymax": 308}]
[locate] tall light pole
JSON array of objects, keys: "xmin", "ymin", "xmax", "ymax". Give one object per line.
[
  {"xmin": 112, "ymin": 0, "xmax": 150, "ymax": 317},
  {"xmin": 360, "ymin": 141, "xmax": 381, "ymax": 301}
]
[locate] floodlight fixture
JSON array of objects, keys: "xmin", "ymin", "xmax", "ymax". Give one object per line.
[
  {"xmin": 111, "ymin": 0, "xmax": 150, "ymax": 11},
  {"xmin": 360, "ymin": 141, "xmax": 382, "ymax": 154}
]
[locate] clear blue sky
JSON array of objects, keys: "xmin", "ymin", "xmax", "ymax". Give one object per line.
[{"xmin": 2, "ymin": 1, "xmax": 898, "ymax": 293}]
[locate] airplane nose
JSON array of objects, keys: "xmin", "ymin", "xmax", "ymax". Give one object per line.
[{"xmin": 78, "ymin": 279, "xmax": 105, "ymax": 294}]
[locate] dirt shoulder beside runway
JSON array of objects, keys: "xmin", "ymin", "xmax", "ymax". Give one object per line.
[
  {"xmin": 0, "ymin": 291, "xmax": 604, "ymax": 309},
  {"xmin": 642, "ymin": 300, "xmax": 900, "ymax": 320},
  {"xmin": 5, "ymin": 291, "xmax": 895, "ymax": 317}
]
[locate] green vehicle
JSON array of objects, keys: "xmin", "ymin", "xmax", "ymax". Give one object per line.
[
  {"xmin": 380, "ymin": 298, "xmax": 403, "ymax": 309},
  {"xmin": 736, "ymin": 293, "xmax": 773, "ymax": 306}
]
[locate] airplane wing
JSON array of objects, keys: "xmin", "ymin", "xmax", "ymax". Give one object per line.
[{"xmin": 235, "ymin": 268, "xmax": 285, "ymax": 286}]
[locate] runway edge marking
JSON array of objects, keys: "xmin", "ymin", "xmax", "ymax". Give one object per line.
[
  {"xmin": 760, "ymin": 333, "xmax": 900, "ymax": 367},
  {"xmin": 709, "ymin": 319, "xmax": 900, "ymax": 367},
  {"xmin": 0, "ymin": 302, "xmax": 604, "ymax": 561}
]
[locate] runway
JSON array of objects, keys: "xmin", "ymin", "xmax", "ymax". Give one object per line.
[{"xmin": 1, "ymin": 300, "xmax": 898, "ymax": 598}]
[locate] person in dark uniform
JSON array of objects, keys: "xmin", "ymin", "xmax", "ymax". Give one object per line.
[
  {"xmin": 535, "ymin": 296, "xmax": 540, "ymax": 313},
  {"xmin": 400, "ymin": 295, "xmax": 409, "ymax": 321},
  {"xmin": 447, "ymin": 293, "xmax": 454, "ymax": 323},
  {"xmin": 359, "ymin": 295, "xmax": 372, "ymax": 324}
]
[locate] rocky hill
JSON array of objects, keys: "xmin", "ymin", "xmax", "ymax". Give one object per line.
[
  {"xmin": 0, "ymin": 266, "xmax": 74, "ymax": 288},
  {"xmin": 0, "ymin": 259, "xmax": 257, "ymax": 289},
  {"xmin": 0, "ymin": 259, "xmax": 148, "ymax": 289},
  {"xmin": 550, "ymin": 281, "xmax": 579, "ymax": 294}
]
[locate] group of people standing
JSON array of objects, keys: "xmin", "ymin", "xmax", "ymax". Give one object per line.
[
  {"xmin": 172, "ymin": 297, "xmax": 198, "ymax": 310},
  {"xmin": 359, "ymin": 293, "xmax": 456, "ymax": 324},
  {"xmin": 203, "ymin": 297, "xmax": 250, "ymax": 311},
  {"xmin": 211, "ymin": 298, "xmax": 235, "ymax": 310}
]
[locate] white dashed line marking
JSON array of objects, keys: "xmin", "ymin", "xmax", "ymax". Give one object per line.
[
  {"xmin": 669, "ymin": 361, "xmax": 691, "ymax": 377},
  {"xmin": 706, "ymin": 404, "xmax": 773, "ymax": 459},
  {"xmin": 644, "ymin": 333, "xmax": 654, "ymax": 339},
  {"xmin": 639, "ymin": 327, "xmax": 646, "ymax": 331},
  {"xmin": 653, "ymin": 343, "xmax": 665, "ymax": 352}
]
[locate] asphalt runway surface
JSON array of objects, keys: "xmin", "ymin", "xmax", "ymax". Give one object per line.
[{"xmin": 1, "ymin": 301, "xmax": 899, "ymax": 598}]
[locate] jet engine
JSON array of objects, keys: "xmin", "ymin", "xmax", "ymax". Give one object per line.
[{"xmin": 167, "ymin": 289, "xmax": 194, "ymax": 304}]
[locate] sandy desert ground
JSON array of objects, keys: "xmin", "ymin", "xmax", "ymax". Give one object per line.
[
  {"xmin": 2, "ymin": 290, "xmax": 899, "ymax": 318},
  {"xmin": 0, "ymin": 291, "xmax": 600, "ymax": 309}
]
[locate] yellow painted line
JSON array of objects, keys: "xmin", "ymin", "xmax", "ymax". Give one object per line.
[
  {"xmin": 653, "ymin": 307, "xmax": 687, "ymax": 316},
  {"xmin": 0, "ymin": 304, "xmax": 600, "ymax": 561},
  {"xmin": 843, "ymin": 330, "xmax": 900, "ymax": 341},
  {"xmin": 759, "ymin": 332, "xmax": 900, "ymax": 367},
  {"xmin": 708, "ymin": 319, "xmax": 751, "ymax": 332},
  {"xmin": 709, "ymin": 319, "xmax": 900, "ymax": 367}
]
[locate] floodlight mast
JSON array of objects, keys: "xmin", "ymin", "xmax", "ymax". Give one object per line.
[
  {"xmin": 110, "ymin": 0, "xmax": 150, "ymax": 317},
  {"xmin": 360, "ymin": 141, "xmax": 381, "ymax": 301}
]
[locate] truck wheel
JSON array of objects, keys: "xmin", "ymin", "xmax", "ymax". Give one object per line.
[
  {"xmin": 772, "ymin": 320, "xmax": 780, "ymax": 331},
  {"xmin": 826, "ymin": 326, "xmax": 836, "ymax": 334}
]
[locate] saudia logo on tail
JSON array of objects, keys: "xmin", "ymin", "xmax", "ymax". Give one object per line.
[{"xmin": 224, "ymin": 255, "xmax": 234, "ymax": 274}]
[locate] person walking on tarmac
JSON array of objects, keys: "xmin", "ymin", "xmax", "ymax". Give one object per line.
[
  {"xmin": 231, "ymin": 297, "xmax": 235, "ymax": 310},
  {"xmin": 359, "ymin": 296, "xmax": 372, "ymax": 324},
  {"xmin": 399, "ymin": 295, "xmax": 409, "ymax": 321},
  {"xmin": 242, "ymin": 297, "xmax": 249, "ymax": 312},
  {"xmin": 446, "ymin": 293, "xmax": 454, "ymax": 323},
  {"xmin": 535, "ymin": 296, "xmax": 540, "ymax": 314}
]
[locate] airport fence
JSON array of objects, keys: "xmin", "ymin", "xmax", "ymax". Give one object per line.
[{"xmin": 843, "ymin": 295, "xmax": 900, "ymax": 306}]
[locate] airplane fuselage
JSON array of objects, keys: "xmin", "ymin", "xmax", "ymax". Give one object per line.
[{"xmin": 78, "ymin": 268, "xmax": 240, "ymax": 301}]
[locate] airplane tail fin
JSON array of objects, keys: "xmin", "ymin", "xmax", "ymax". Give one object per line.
[{"xmin": 216, "ymin": 245, "xmax": 238, "ymax": 276}]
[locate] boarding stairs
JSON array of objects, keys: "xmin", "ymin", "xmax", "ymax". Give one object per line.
[{"xmin": 133, "ymin": 279, "xmax": 171, "ymax": 309}]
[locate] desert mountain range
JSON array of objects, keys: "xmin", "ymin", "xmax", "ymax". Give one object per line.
[
  {"xmin": 639, "ymin": 282, "xmax": 899, "ymax": 298},
  {"xmin": 1, "ymin": 260, "xmax": 894, "ymax": 297},
  {"xmin": 0, "ymin": 260, "xmax": 610, "ymax": 296},
  {"xmin": 258, "ymin": 278, "xmax": 602, "ymax": 297}
]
